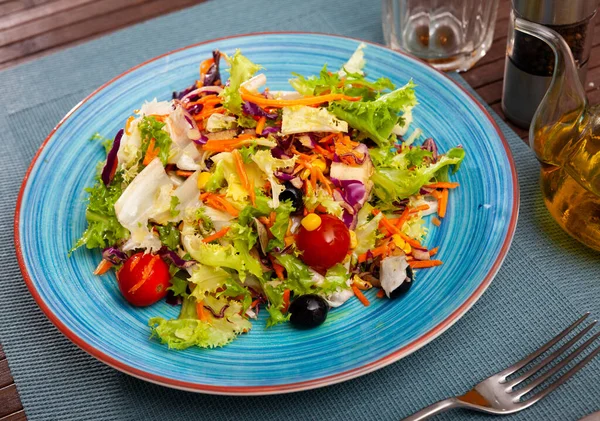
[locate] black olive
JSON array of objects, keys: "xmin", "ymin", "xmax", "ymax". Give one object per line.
[
  {"xmin": 279, "ymin": 183, "xmax": 304, "ymax": 214},
  {"xmin": 289, "ymin": 294, "xmax": 328, "ymax": 328},
  {"xmin": 389, "ymin": 266, "xmax": 414, "ymax": 299}
]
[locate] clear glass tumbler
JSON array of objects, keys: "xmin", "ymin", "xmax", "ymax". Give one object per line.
[{"xmin": 382, "ymin": 0, "xmax": 499, "ymax": 72}]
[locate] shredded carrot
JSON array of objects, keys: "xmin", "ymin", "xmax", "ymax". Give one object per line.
[
  {"xmin": 248, "ymin": 178, "xmax": 256, "ymax": 206},
  {"xmin": 438, "ymin": 189, "xmax": 449, "ymax": 218},
  {"xmin": 176, "ymin": 170, "xmax": 195, "ymax": 178},
  {"xmin": 318, "ymin": 133, "xmax": 338, "ymax": 144},
  {"xmin": 315, "ymin": 168, "xmax": 332, "ymax": 196},
  {"xmin": 124, "ymin": 116, "xmax": 135, "ymax": 136},
  {"xmin": 282, "ymin": 289, "xmax": 291, "ymax": 313},
  {"xmin": 196, "ymin": 301, "xmax": 209, "ymax": 322},
  {"xmin": 193, "ymin": 106, "xmax": 226, "ymax": 121},
  {"xmin": 129, "ymin": 255, "xmax": 159, "ymax": 293},
  {"xmin": 409, "ymin": 204, "xmax": 430, "ymax": 214},
  {"xmin": 240, "ymin": 86, "xmax": 360, "ymax": 108},
  {"xmin": 202, "ymin": 226, "xmax": 231, "ymax": 243},
  {"xmin": 201, "ymin": 133, "xmax": 256, "ymax": 152},
  {"xmin": 357, "ymin": 244, "xmax": 389, "ymax": 263},
  {"xmin": 201, "ymin": 193, "xmax": 239, "ymax": 217},
  {"xmin": 426, "ymin": 182, "xmax": 460, "ymax": 189},
  {"xmin": 269, "ymin": 255, "xmax": 285, "ymax": 280},
  {"xmin": 93, "ymin": 259, "xmax": 113, "ymax": 276},
  {"xmin": 250, "ymin": 299, "xmax": 261, "ymax": 309},
  {"xmin": 187, "ymin": 94, "xmax": 221, "ymax": 105},
  {"xmin": 255, "ymin": 116, "xmax": 267, "ymax": 135},
  {"xmin": 232, "ymin": 149, "xmax": 254, "ymax": 204},
  {"xmin": 432, "ymin": 217, "xmax": 441, "ymax": 227},
  {"xmin": 376, "ymin": 289, "xmax": 385, "ymax": 298},
  {"xmin": 395, "ymin": 207, "xmax": 411, "ymax": 227},
  {"xmin": 352, "ymin": 285, "xmax": 370, "ymax": 306},
  {"xmin": 429, "ymin": 247, "xmax": 439, "ymax": 256},
  {"xmin": 143, "ymin": 138, "xmax": 160, "ymax": 166},
  {"xmin": 313, "ymin": 144, "xmax": 334, "ymax": 159},
  {"xmin": 200, "ymin": 58, "xmax": 214, "ymax": 76},
  {"xmin": 409, "ymin": 259, "xmax": 443, "ymax": 269}
]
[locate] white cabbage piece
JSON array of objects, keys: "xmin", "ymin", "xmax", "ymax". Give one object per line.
[
  {"xmin": 206, "ymin": 113, "xmax": 238, "ymax": 132},
  {"xmin": 269, "ymin": 90, "xmax": 303, "ymax": 100},
  {"xmin": 380, "ymin": 255, "xmax": 410, "ymax": 298},
  {"xmin": 281, "ymin": 105, "xmax": 348, "ymax": 135},
  {"xmin": 338, "ymin": 42, "xmax": 366, "ymax": 77},
  {"xmin": 114, "ymin": 158, "xmax": 174, "ymax": 251},
  {"xmin": 175, "ymin": 143, "xmax": 202, "ymax": 171},
  {"xmin": 117, "ymin": 119, "xmax": 142, "ymax": 171},
  {"xmin": 251, "ymin": 150, "xmax": 297, "ymax": 208},
  {"xmin": 139, "ymin": 99, "xmax": 172, "ymax": 117},
  {"xmin": 240, "ymin": 73, "xmax": 267, "ymax": 92},
  {"xmin": 392, "ymin": 108, "xmax": 414, "ymax": 136}
]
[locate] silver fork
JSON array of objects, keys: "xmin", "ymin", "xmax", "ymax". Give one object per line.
[{"xmin": 404, "ymin": 313, "xmax": 600, "ymax": 420}]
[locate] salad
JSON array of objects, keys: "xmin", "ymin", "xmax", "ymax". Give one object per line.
[{"xmin": 72, "ymin": 44, "xmax": 465, "ymax": 350}]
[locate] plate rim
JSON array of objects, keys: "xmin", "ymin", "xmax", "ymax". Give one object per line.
[{"xmin": 14, "ymin": 31, "xmax": 520, "ymax": 395}]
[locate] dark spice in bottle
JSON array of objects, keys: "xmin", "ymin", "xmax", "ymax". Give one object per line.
[{"xmin": 510, "ymin": 17, "xmax": 592, "ymax": 77}]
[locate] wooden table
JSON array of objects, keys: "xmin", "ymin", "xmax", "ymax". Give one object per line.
[{"xmin": 1, "ymin": 0, "xmax": 598, "ymax": 418}]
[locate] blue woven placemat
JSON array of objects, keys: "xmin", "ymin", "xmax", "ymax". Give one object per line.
[{"xmin": 1, "ymin": 0, "xmax": 599, "ymax": 419}]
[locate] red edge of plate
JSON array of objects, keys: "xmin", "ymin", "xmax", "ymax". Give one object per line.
[{"xmin": 14, "ymin": 32, "xmax": 520, "ymax": 395}]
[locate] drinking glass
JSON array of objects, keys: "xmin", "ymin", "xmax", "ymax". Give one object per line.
[{"xmin": 382, "ymin": 0, "xmax": 500, "ymax": 72}]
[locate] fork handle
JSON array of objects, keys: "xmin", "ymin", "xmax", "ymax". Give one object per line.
[{"xmin": 402, "ymin": 397, "xmax": 463, "ymax": 421}]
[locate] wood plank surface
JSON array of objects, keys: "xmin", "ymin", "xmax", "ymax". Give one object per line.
[{"xmin": 1, "ymin": 0, "xmax": 598, "ymax": 418}]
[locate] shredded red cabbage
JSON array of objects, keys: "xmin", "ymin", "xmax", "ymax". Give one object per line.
[
  {"xmin": 261, "ymin": 126, "xmax": 279, "ymax": 136},
  {"xmin": 172, "ymin": 83, "xmax": 197, "ymax": 100},
  {"xmin": 331, "ymin": 178, "xmax": 366, "ymax": 208},
  {"xmin": 422, "ymin": 138, "xmax": 438, "ymax": 162},
  {"xmin": 158, "ymin": 247, "xmax": 196, "ymax": 268},
  {"xmin": 204, "ymin": 304, "xmax": 229, "ymax": 319},
  {"xmin": 271, "ymin": 147, "xmax": 290, "ymax": 159},
  {"xmin": 274, "ymin": 171, "xmax": 295, "ymax": 181},
  {"xmin": 203, "ymin": 50, "xmax": 222, "ymax": 87},
  {"xmin": 192, "ymin": 134, "xmax": 208, "ymax": 145},
  {"xmin": 101, "ymin": 246, "xmax": 127, "ymax": 265},
  {"xmin": 242, "ymin": 101, "xmax": 278, "ymax": 119},
  {"xmin": 101, "ymin": 129, "xmax": 123, "ymax": 186}
]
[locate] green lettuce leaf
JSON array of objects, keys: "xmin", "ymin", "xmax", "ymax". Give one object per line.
[
  {"xmin": 289, "ymin": 64, "xmax": 394, "ymax": 100},
  {"xmin": 138, "ymin": 116, "xmax": 172, "ymax": 165},
  {"xmin": 320, "ymin": 264, "xmax": 351, "ymax": 294},
  {"xmin": 371, "ymin": 147, "xmax": 465, "ymax": 202},
  {"xmin": 328, "ymin": 81, "xmax": 417, "ymax": 147},
  {"xmin": 156, "ymin": 222, "xmax": 180, "ymax": 251},
  {"xmin": 266, "ymin": 200, "xmax": 293, "ymax": 251},
  {"xmin": 70, "ymin": 172, "xmax": 129, "ymax": 252},
  {"xmin": 220, "ymin": 50, "xmax": 262, "ymax": 115},
  {"xmin": 149, "ymin": 296, "xmax": 251, "ymax": 349},
  {"xmin": 353, "ymin": 203, "xmax": 383, "ymax": 255}
]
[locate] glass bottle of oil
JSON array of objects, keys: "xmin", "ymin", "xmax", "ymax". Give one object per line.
[{"xmin": 513, "ymin": 17, "xmax": 600, "ymax": 251}]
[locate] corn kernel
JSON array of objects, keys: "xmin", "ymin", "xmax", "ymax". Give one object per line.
[
  {"xmin": 312, "ymin": 159, "xmax": 327, "ymax": 172},
  {"xmin": 301, "ymin": 168, "xmax": 311, "ymax": 180},
  {"xmin": 197, "ymin": 172, "xmax": 212, "ymax": 190},
  {"xmin": 352, "ymin": 275, "xmax": 372, "ymax": 290},
  {"xmin": 391, "ymin": 234, "xmax": 406, "ymax": 249},
  {"xmin": 403, "ymin": 243, "xmax": 412, "ymax": 254},
  {"xmin": 301, "ymin": 213, "xmax": 322, "ymax": 231},
  {"xmin": 349, "ymin": 230, "xmax": 357, "ymax": 249}
]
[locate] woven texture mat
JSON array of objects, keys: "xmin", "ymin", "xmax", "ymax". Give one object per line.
[{"xmin": 0, "ymin": 0, "xmax": 599, "ymax": 419}]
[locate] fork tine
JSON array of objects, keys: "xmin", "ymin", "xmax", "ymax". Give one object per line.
[
  {"xmin": 501, "ymin": 313, "xmax": 591, "ymax": 377},
  {"xmin": 522, "ymin": 339, "xmax": 600, "ymax": 406},
  {"xmin": 512, "ymin": 331, "xmax": 600, "ymax": 399},
  {"xmin": 506, "ymin": 320, "xmax": 597, "ymax": 388}
]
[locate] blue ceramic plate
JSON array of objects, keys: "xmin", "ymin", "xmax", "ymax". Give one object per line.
[{"xmin": 16, "ymin": 33, "xmax": 518, "ymax": 394}]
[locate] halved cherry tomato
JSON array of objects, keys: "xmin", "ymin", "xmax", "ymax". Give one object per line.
[
  {"xmin": 116, "ymin": 252, "xmax": 171, "ymax": 306},
  {"xmin": 296, "ymin": 214, "xmax": 350, "ymax": 270}
]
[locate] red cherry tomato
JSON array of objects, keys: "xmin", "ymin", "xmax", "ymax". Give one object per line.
[
  {"xmin": 116, "ymin": 252, "xmax": 171, "ymax": 306},
  {"xmin": 296, "ymin": 214, "xmax": 350, "ymax": 270}
]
